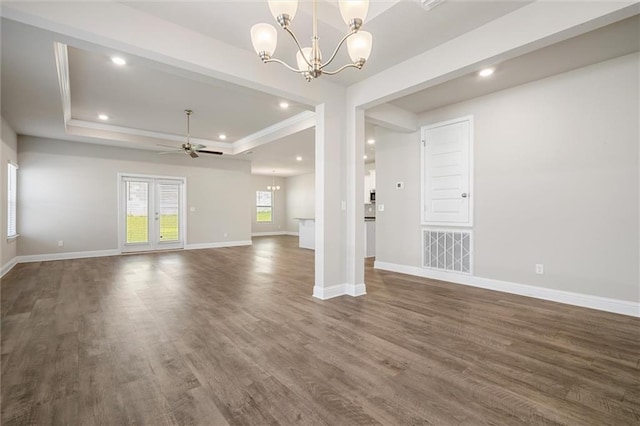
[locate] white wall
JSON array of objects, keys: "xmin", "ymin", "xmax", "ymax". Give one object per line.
[
  {"xmin": 1, "ymin": 117, "xmax": 18, "ymax": 274},
  {"xmin": 17, "ymin": 136, "xmax": 252, "ymax": 256},
  {"xmin": 376, "ymin": 53, "xmax": 639, "ymax": 303},
  {"xmin": 285, "ymin": 173, "xmax": 315, "ymax": 233},
  {"xmin": 251, "ymin": 175, "xmax": 286, "ymax": 235}
]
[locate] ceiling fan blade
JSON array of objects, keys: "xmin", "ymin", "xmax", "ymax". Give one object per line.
[
  {"xmin": 158, "ymin": 150, "xmax": 181, "ymax": 155},
  {"xmin": 189, "ymin": 150, "xmax": 199, "ymax": 158},
  {"xmin": 197, "ymin": 150, "xmax": 224, "ymax": 156}
]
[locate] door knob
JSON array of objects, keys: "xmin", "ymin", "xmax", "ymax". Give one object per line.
[{"xmin": 461, "ymin": 193, "xmax": 468, "ymax": 198}]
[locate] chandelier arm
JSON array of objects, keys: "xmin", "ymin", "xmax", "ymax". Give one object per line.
[
  {"xmin": 321, "ymin": 62, "xmax": 362, "ymax": 75},
  {"xmin": 263, "ymin": 57, "xmax": 307, "ymax": 74},
  {"xmin": 319, "ymin": 30, "xmax": 357, "ymax": 70},
  {"xmin": 283, "ymin": 27, "xmax": 313, "ymax": 69}
]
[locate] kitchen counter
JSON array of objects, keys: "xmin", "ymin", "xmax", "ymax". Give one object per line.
[{"xmin": 295, "ymin": 218, "xmax": 315, "ymax": 250}]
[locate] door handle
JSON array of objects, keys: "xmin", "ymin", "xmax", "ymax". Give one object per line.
[{"xmin": 461, "ymin": 193, "xmax": 468, "ymax": 198}]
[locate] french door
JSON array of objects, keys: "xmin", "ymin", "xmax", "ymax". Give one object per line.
[{"xmin": 120, "ymin": 175, "xmax": 185, "ymax": 253}]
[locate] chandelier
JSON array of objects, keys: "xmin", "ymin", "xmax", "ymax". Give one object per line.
[
  {"xmin": 250, "ymin": 0, "xmax": 372, "ymax": 82},
  {"xmin": 268, "ymin": 171, "xmax": 281, "ymax": 191}
]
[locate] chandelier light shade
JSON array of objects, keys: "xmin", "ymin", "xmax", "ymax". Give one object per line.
[
  {"xmin": 338, "ymin": 0, "xmax": 369, "ymax": 27},
  {"xmin": 347, "ymin": 31, "xmax": 372, "ymax": 63},
  {"xmin": 267, "ymin": 0, "xmax": 298, "ymax": 24},
  {"xmin": 250, "ymin": 0, "xmax": 372, "ymax": 81},
  {"xmin": 251, "ymin": 23, "xmax": 278, "ymax": 58}
]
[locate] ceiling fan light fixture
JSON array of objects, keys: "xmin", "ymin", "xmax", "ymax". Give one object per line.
[{"xmin": 157, "ymin": 109, "xmax": 223, "ymax": 158}]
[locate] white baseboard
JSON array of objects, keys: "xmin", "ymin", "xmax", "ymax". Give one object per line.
[
  {"xmin": 346, "ymin": 283, "xmax": 367, "ymax": 297},
  {"xmin": 313, "ymin": 282, "xmax": 367, "ymax": 300},
  {"xmin": 251, "ymin": 232, "xmax": 299, "ymax": 237},
  {"xmin": 1, "ymin": 257, "xmax": 18, "ymax": 278},
  {"xmin": 4, "ymin": 241, "xmax": 253, "ymax": 273},
  {"xmin": 313, "ymin": 284, "xmax": 346, "ymax": 300},
  {"xmin": 374, "ymin": 261, "xmax": 639, "ymax": 318},
  {"xmin": 185, "ymin": 240, "xmax": 252, "ymax": 250},
  {"xmin": 18, "ymin": 249, "xmax": 120, "ymax": 264}
]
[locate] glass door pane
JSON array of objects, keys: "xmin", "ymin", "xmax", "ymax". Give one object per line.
[
  {"xmin": 125, "ymin": 181, "xmax": 150, "ymax": 244},
  {"xmin": 158, "ymin": 182, "xmax": 180, "ymax": 242}
]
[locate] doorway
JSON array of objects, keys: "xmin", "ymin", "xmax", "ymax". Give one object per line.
[{"xmin": 119, "ymin": 174, "xmax": 186, "ymax": 253}]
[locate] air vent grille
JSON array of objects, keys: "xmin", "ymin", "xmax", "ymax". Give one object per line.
[{"xmin": 423, "ymin": 229, "xmax": 472, "ymax": 274}]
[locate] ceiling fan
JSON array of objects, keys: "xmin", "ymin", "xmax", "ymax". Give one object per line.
[{"xmin": 158, "ymin": 109, "xmax": 223, "ymax": 158}]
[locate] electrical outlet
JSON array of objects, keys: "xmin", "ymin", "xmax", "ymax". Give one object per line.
[
  {"xmin": 223, "ymin": 232, "xmax": 228, "ymax": 238},
  {"xmin": 58, "ymin": 240, "xmax": 64, "ymax": 247},
  {"xmin": 341, "ymin": 201, "xmax": 347, "ymax": 211},
  {"xmin": 535, "ymin": 264, "xmax": 544, "ymax": 275},
  {"xmin": 190, "ymin": 206, "xmax": 196, "ymax": 212},
  {"xmin": 378, "ymin": 204, "xmax": 385, "ymax": 212}
]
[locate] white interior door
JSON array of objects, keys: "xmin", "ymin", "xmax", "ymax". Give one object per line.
[
  {"xmin": 121, "ymin": 175, "xmax": 185, "ymax": 253},
  {"xmin": 422, "ymin": 116, "xmax": 473, "ymax": 226}
]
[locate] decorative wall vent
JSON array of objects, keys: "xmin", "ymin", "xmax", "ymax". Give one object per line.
[{"xmin": 423, "ymin": 229, "xmax": 472, "ymax": 274}]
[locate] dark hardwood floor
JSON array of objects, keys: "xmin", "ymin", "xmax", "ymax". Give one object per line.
[{"xmin": 1, "ymin": 235, "xmax": 639, "ymax": 425}]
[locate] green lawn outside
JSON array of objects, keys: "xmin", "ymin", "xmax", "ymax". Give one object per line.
[
  {"xmin": 127, "ymin": 214, "xmax": 179, "ymax": 243},
  {"xmin": 256, "ymin": 208, "xmax": 272, "ymax": 222}
]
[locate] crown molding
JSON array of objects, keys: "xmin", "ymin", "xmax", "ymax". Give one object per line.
[
  {"xmin": 53, "ymin": 42, "xmax": 71, "ymax": 127},
  {"xmin": 230, "ymin": 110, "xmax": 315, "ymax": 155}
]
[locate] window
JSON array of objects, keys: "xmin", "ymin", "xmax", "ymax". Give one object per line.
[
  {"xmin": 7, "ymin": 162, "xmax": 18, "ymax": 238},
  {"xmin": 256, "ymin": 191, "xmax": 273, "ymax": 222}
]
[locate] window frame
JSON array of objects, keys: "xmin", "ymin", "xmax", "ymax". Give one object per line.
[
  {"xmin": 7, "ymin": 161, "xmax": 18, "ymax": 239},
  {"xmin": 256, "ymin": 190, "xmax": 273, "ymax": 223}
]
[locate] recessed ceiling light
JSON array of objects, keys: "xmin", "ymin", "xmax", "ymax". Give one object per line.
[
  {"xmin": 296, "ymin": 156, "xmax": 302, "ymax": 161},
  {"xmin": 279, "ymin": 101, "xmax": 289, "ymax": 109},
  {"xmin": 479, "ymin": 68, "xmax": 494, "ymax": 77},
  {"xmin": 367, "ymin": 138, "xmax": 375, "ymax": 145},
  {"xmin": 219, "ymin": 134, "xmax": 227, "ymax": 140},
  {"xmin": 111, "ymin": 57, "xmax": 126, "ymax": 66},
  {"xmin": 363, "ymin": 155, "xmax": 368, "ymax": 160},
  {"xmin": 98, "ymin": 114, "xmax": 109, "ymax": 120}
]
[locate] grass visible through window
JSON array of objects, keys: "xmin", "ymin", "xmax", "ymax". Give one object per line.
[{"xmin": 127, "ymin": 214, "xmax": 179, "ymax": 243}]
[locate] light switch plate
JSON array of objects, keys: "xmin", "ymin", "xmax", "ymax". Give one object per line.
[
  {"xmin": 341, "ymin": 201, "xmax": 347, "ymax": 211},
  {"xmin": 190, "ymin": 206, "xmax": 196, "ymax": 212},
  {"xmin": 378, "ymin": 204, "xmax": 385, "ymax": 211}
]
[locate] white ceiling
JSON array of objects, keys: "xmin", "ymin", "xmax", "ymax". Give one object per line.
[
  {"xmin": 390, "ymin": 14, "xmax": 640, "ymax": 114},
  {"xmin": 123, "ymin": 0, "xmax": 530, "ymax": 86},
  {"xmin": 1, "ymin": 1, "xmax": 636, "ymax": 177}
]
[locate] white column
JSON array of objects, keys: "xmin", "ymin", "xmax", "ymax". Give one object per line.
[
  {"xmin": 345, "ymin": 107, "xmax": 366, "ymax": 296},
  {"xmin": 313, "ymin": 99, "xmax": 348, "ymax": 299}
]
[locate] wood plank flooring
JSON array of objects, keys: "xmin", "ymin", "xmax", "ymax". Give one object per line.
[{"xmin": 2, "ymin": 235, "xmax": 639, "ymax": 425}]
